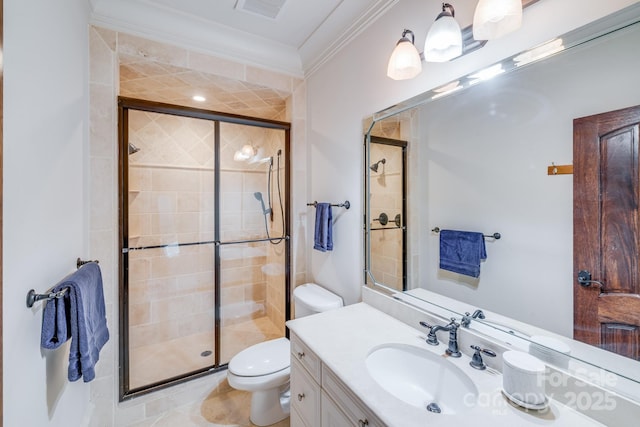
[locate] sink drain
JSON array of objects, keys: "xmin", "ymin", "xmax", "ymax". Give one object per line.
[
  {"xmin": 201, "ymin": 350, "xmax": 212, "ymax": 357},
  {"xmin": 426, "ymin": 402, "xmax": 441, "ymax": 413}
]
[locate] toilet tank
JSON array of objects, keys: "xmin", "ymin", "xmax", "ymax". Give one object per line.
[{"xmin": 293, "ymin": 283, "xmax": 343, "ymax": 318}]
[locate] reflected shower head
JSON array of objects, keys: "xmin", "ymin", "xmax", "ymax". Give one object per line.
[
  {"xmin": 370, "ymin": 158, "xmax": 386, "ymax": 173},
  {"xmin": 128, "ymin": 143, "xmax": 141, "ymax": 155}
]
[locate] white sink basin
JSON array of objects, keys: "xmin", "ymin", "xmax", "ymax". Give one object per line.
[{"xmin": 365, "ymin": 344, "xmax": 478, "ymax": 414}]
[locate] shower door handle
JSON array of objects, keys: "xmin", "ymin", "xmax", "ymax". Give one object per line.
[{"xmin": 577, "ymin": 270, "xmax": 604, "ymax": 288}]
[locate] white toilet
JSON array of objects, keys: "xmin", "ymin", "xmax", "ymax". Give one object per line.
[{"xmin": 227, "ymin": 283, "xmax": 343, "ymax": 426}]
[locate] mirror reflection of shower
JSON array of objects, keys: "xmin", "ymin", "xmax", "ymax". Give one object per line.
[{"xmin": 370, "ymin": 158, "xmax": 386, "ymax": 173}]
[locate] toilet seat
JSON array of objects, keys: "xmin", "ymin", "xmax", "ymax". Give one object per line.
[{"xmin": 229, "ymin": 337, "xmax": 290, "ymax": 377}]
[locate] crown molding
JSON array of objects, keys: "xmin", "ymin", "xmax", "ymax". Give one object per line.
[
  {"xmin": 301, "ymin": 0, "xmax": 399, "ymax": 77},
  {"xmin": 90, "ymin": 0, "xmax": 304, "ymax": 77},
  {"xmin": 90, "ymin": 0, "xmax": 399, "ymax": 79}
]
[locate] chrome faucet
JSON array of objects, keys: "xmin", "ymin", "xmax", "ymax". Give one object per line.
[
  {"xmin": 419, "ymin": 318, "xmax": 461, "ymax": 357},
  {"xmin": 461, "ymin": 309, "xmax": 485, "ymax": 328}
]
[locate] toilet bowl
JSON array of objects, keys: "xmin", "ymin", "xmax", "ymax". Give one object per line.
[
  {"xmin": 227, "ymin": 283, "xmax": 343, "ymax": 426},
  {"xmin": 227, "ymin": 338, "xmax": 291, "ymax": 426}
]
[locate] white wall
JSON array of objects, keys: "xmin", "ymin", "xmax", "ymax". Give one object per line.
[
  {"xmin": 419, "ymin": 22, "xmax": 640, "ymax": 336},
  {"xmin": 306, "ymin": 0, "xmax": 639, "ymax": 305},
  {"xmin": 3, "ymin": 0, "xmax": 91, "ymax": 425}
]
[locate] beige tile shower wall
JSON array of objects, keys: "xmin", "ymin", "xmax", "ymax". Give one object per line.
[
  {"xmin": 265, "ymin": 132, "xmax": 286, "ymax": 331},
  {"xmin": 127, "ymin": 111, "xmax": 219, "ymax": 347},
  {"xmin": 89, "ymin": 24, "xmax": 305, "ymax": 425},
  {"xmin": 128, "ymin": 246, "xmax": 215, "ymax": 348},
  {"xmin": 219, "ymin": 242, "xmax": 267, "ymax": 326}
]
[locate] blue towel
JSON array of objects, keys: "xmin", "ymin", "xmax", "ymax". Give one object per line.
[
  {"xmin": 41, "ymin": 262, "xmax": 109, "ymax": 382},
  {"xmin": 439, "ymin": 230, "xmax": 487, "ymax": 278},
  {"xmin": 313, "ymin": 203, "xmax": 333, "ymax": 252}
]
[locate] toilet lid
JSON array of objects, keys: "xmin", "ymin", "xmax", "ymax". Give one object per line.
[{"xmin": 228, "ymin": 337, "xmax": 290, "ymax": 377}]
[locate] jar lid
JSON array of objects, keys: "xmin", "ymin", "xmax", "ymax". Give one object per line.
[{"xmin": 503, "ymin": 350, "xmax": 545, "ymax": 373}]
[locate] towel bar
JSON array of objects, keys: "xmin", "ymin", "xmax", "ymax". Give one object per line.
[
  {"xmin": 26, "ymin": 258, "xmax": 100, "ymax": 308},
  {"xmin": 26, "ymin": 288, "xmax": 69, "ymax": 308},
  {"xmin": 307, "ymin": 200, "xmax": 350, "ymax": 210},
  {"xmin": 432, "ymin": 227, "xmax": 501, "ymax": 240}
]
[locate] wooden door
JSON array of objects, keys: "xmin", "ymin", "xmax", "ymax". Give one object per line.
[{"xmin": 574, "ymin": 104, "xmax": 640, "ymax": 360}]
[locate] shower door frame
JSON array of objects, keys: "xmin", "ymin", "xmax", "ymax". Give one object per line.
[{"xmin": 117, "ymin": 97, "xmax": 291, "ymax": 400}]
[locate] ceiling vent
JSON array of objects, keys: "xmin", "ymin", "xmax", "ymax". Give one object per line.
[{"xmin": 235, "ymin": 0, "xmax": 286, "ymax": 19}]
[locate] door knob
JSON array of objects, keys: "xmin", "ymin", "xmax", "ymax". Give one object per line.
[{"xmin": 577, "ymin": 270, "xmax": 604, "ymax": 288}]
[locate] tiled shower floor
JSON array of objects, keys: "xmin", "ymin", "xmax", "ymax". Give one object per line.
[{"xmin": 130, "ymin": 316, "xmax": 283, "ymax": 389}]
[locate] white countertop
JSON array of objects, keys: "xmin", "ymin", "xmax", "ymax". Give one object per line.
[{"xmin": 286, "ymin": 302, "xmax": 604, "ymax": 427}]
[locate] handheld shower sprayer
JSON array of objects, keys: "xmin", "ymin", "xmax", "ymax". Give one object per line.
[{"xmin": 254, "ymin": 192, "xmax": 271, "ymax": 216}]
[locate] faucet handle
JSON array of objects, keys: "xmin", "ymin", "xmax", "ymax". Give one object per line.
[
  {"xmin": 461, "ymin": 312, "xmax": 472, "ymax": 328},
  {"xmin": 469, "ymin": 345, "xmax": 496, "ymax": 370},
  {"xmin": 419, "ymin": 321, "xmax": 432, "ymax": 329},
  {"xmin": 419, "ymin": 321, "xmax": 440, "ymax": 346}
]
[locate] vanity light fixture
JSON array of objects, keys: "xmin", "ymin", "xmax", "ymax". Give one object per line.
[
  {"xmin": 473, "ymin": 0, "xmax": 523, "ymax": 40},
  {"xmin": 386, "ymin": 29, "xmax": 423, "ymax": 80},
  {"xmin": 424, "ymin": 3, "xmax": 463, "ymax": 63}
]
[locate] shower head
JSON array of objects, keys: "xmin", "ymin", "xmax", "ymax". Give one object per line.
[
  {"xmin": 370, "ymin": 158, "xmax": 386, "ymax": 173},
  {"xmin": 254, "ymin": 191, "xmax": 271, "ymax": 215},
  {"xmin": 128, "ymin": 143, "xmax": 141, "ymax": 155}
]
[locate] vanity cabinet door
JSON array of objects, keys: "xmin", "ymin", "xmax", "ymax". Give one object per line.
[
  {"xmin": 322, "ymin": 366, "xmax": 384, "ymax": 427},
  {"xmin": 321, "ymin": 391, "xmax": 353, "ymax": 427},
  {"xmin": 291, "ymin": 332, "xmax": 322, "ymax": 382},
  {"xmin": 290, "ymin": 407, "xmax": 308, "ymax": 427},
  {"xmin": 291, "ymin": 358, "xmax": 321, "ymax": 427}
]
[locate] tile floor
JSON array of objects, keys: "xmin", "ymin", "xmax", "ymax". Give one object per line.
[
  {"xmin": 130, "ymin": 381, "xmax": 291, "ymax": 427},
  {"xmin": 200, "ymin": 385, "xmax": 290, "ymax": 427}
]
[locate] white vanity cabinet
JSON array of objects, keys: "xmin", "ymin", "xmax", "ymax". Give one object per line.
[{"xmin": 290, "ymin": 332, "xmax": 383, "ymax": 427}]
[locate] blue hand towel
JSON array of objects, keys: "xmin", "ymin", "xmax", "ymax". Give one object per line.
[
  {"xmin": 313, "ymin": 203, "xmax": 333, "ymax": 252},
  {"xmin": 41, "ymin": 262, "xmax": 109, "ymax": 382},
  {"xmin": 439, "ymin": 229, "xmax": 487, "ymax": 278}
]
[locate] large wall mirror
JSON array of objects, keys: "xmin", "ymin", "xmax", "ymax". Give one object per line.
[{"xmin": 364, "ymin": 3, "xmax": 640, "ymax": 400}]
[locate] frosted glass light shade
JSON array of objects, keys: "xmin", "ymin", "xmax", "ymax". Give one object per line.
[
  {"xmin": 424, "ymin": 13, "xmax": 462, "ymax": 62},
  {"xmin": 387, "ymin": 39, "xmax": 422, "ymax": 80},
  {"xmin": 473, "ymin": 0, "xmax": 523, "ymax": 40}
]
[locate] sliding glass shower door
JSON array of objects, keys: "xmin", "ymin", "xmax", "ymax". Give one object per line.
[
  {"xmin": 218, "ymin": 122, "xmax": 288, "ymax": 365},
  {"xmin": 119, "ymin": 99, "xmax": 290, "ymax": 398}
]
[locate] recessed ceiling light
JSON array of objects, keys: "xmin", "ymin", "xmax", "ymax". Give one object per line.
[{"xmin": 192, "ymin": 95, "xmax": 206, "ymax": 102}]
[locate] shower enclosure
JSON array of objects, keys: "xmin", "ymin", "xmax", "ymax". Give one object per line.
[{"xmin": 118, "ymin": 98, "xmax": 290, "ymax": 399}]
